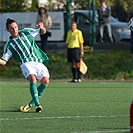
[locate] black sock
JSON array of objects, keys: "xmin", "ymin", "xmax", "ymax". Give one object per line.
[
  {"xmin": 77, "ymin": 68, "xmax": 81, "ymax": 79},
  {"xmin": 71, "ymin": 68, "xmax": 76, "ymax": 79}
]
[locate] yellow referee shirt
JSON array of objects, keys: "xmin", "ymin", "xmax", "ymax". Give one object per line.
[{"xmin": 66, "ymin": 29, "xmax": 84, "ymax": 48}]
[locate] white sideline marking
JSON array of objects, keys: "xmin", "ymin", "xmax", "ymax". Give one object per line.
[
  {"xmin": 0, "ymin": 114, "xmax": 129, "ymax": 121},
  {"xmin": 72, "ymin": 129, "xmax": 130, "ymax": 133},
  {"xmin": 0, "ymin": 115, "xmax": 129, "ymax": 133}
]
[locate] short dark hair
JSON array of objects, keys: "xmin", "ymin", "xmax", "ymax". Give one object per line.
[{"xmin": 6, "ymin": 18, "xmax": 17, "ymax": 29}]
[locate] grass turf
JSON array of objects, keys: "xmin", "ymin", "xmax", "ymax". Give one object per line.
[{"xmin": 0, "ymin": 80, "xmax": 132, "ymax": 133}]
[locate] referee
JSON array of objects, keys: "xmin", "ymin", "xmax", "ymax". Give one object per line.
[
  {"xmin": 0, "ymin": 18, "xmax": 49, "ymax": 113},
  {"xmin": 66, "ymin": 21, "xmax": 84, "ymax": 82}
]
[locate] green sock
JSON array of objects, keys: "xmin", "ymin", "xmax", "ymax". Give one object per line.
[
  {"xmin": 29, "ymin": 83, "xmax": 47, "ymax": 107},
  {"xmin": 38, "ymin": 83, "xmax": 47, "ymax": 97},
  {"xmin": 30, "ymin": 82, "xmax": 40, "ymax": 106}
]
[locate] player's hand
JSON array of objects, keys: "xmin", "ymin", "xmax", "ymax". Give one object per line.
[
  {"xmin": 0, "ymin": 59, "xmax": 6, "ymax": 66},
  {"xmin": 36, "ymin": 22, "xmax": 43, "ymax": 28},
  {"xmin": 36, "ymin": 22, "xmax": 46, "ymax": 34}
]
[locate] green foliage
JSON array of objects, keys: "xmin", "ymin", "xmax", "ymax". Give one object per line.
[
  {"xmin": 47, "ymin": 53, "xmax": 71, "ymax": 79},
  {"xmin": 0, "ymin": 0, "xmax": 132, "ymax": 21},
  {"xmin": 116, "ymin": 71, "xmax": 129, "ymax": 80},
  {"xmin": 29, "ymin": 0, "xmax": 38, "ymax": 12},
  {"xmin": 84, "ymin": 50, "xmax": 132, "ymax": 80},
  {"xmin": 0, "ymin": 50, "xmax": 132, "ymax": 80},
  {"xmin": 1, "ymin": 0, "xmax": 28, "ymax": 12}
]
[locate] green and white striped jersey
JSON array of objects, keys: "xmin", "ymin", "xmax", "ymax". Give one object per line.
[{"xmin": 1, "ymin": 28, "xmax": 49, "ymax": 65}]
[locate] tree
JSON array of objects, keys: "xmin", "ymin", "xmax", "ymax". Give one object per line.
[
  {"xmin": 111, "ymin": 0, "xmax": 133, "ymax": 21},
  {"xmin": 1, "ymin": 0, "xmax": 28, "ymax": 12},
  {"xmin": 29, "ymin": 0, "xmax": 38, "ymax": 12},
  {"xmin": 0, "ymin": 0, "xmax": 133, "ymax": 21},
  {"xmin": 96, "ymin": 0, "xmax": 133, "ymax": 21},
  {"xmin": 0, "ymin": 0, "xmax": 2, "ymax": 12}
]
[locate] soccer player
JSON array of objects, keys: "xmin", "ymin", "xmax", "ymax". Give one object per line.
[
  {"xmin": 0, "ymin": 18, "xmax": 50, "ymax": 113},
  {"xmin": 66, "ymin": 21, "xmax": 84, "ymax": 82},
  {"xmin": 129, "ymin": 12, "xmax": 133, "ymax": 66}
]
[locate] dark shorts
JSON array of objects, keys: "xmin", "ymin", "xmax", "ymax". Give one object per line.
[{"xmin": 67, "ymin": 48, "xmax": 80, "ymax": 63}]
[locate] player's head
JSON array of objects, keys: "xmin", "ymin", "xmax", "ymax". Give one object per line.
[
  {"xmin": 6, "ymin": 18, "xmax": 18, "ymax": 38},
  {"xmin": 71, "ymin": 21, "xmax": 77, "ymax": 32}
]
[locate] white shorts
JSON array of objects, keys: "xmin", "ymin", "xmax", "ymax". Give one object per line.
[{"xmin": 20, "ymin": 62, "xmax": 50, "ymax": 81}]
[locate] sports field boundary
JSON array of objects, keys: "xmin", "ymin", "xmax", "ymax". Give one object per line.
[
  {"xmin": 0, "ymin": 114, "xmax": 129, "ymax": 121},
  {"xmin": 0, "ymin": 78, "xmax": 133, "ymax": 82},
  {"xmin": 0, "ymin": 114, "xmax": 130, "ymax": 132},
  {"xmin": 0, "ymin": 115, "xmax": 130, "ymax": 133},
  {"xmin": 71, "ymin": 129, "xmax": 130, "ymax": 133}
]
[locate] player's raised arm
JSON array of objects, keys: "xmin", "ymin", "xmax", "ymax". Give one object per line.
[
  {"xmin": 36, "ymin": 22, "xmax": 46, "ymax": 34},
  {"xmin": 0, "ymin": 59, "xmax": 6, "ymax": 66}
]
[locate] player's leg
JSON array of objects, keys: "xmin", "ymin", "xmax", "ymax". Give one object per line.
[
  {"xmin": 20, "ymin": 62, "xmax": 40, "ymax": 112},
  {"xmin": 28, "ymin": 74, "xmax": 40, "ymax": 106},
  {"xmin": 29, "ymin": 63, "xmax": 50, "ymax": 112},
  {"xmin": 20, "ymin": 74, "xmax": 40, "ymax": 112},
  {"xmin": 39, "ymin": 76, "xmax": 49, "ymax": 97},
  {"xmin": 36, "ymin": 76, "xmax": 49, "ymax": 112},
  {"xmin": 36, "ymin": 63, "xmax": 50, "ymax": 97},
  {"xmin": 29, "ymin": 81, "xmax": 48, "ymax": 108}
]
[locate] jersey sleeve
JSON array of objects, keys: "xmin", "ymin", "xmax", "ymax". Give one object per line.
[
  {"xmin": 1, "ymin": 41, "xmax": 12, "ymax": 62},
  {"xmin": 22, "ymin": 28, "xmax": 40, "ymax": 37},
  {"xmin": 29, "ymin": 28, "xmax": 40, "ymax": 37},
  {"xmin": 1, "ymin": 49, "xmax": 12, "ymax": 62}
]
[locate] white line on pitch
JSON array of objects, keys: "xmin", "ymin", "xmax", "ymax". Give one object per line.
[
  {"xmin": 0, "ymin": 114, "xmax": 129, "ymax": 121},
  {"xmin": 72, "ymin": 129, "xmax": 130, "ymax": 133}
]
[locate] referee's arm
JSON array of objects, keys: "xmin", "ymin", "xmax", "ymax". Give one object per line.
[{"xmin": 80, "ymin": 43, "xmax": 84, "ymax": 56}]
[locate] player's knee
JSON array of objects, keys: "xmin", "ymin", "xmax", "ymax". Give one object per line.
[
  {"xmin": 28, "ymin": 74, "xmax": 37, "ymax": 82},
  {"xmin": 41, "ymin": 77, "xmax": 49, "ymax": 86},
  {"xmin": 45, "ymin": 78, "xmax": 49, "ymax": 86}
]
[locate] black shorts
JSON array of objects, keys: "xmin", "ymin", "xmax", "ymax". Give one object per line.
[{"xmin": 67, "ymin": 48, "xmax": 80, "ymax": 63}]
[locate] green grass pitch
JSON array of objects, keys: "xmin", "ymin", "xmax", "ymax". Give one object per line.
[{"xmin": 0, "ymin": 80, "xmax": 132, "ymax": 133}]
